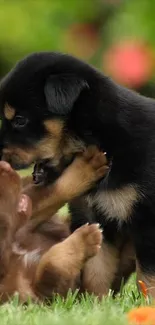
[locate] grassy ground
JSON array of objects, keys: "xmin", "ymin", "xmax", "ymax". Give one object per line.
[
  {"xmin": 0, "ymin": 276, "xmax": 150, "ymax": 325},
  {"xmin": 13, "ymin": 169, "xmax": 149, "ymax": 324}
]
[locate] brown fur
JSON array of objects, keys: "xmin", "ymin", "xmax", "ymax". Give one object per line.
[
  {"xmin": 34, "ymin": 223, "xmax": 102, "ymax": 300},
  {"xmin": 0, "ymin": 148, "xmax": 108, "ymax": 303},
  {"xmin": 36, "ymin": 120, "xmax": 85, "ymax": 166},
  {"xmin": 36, "ymin": 120, "xmax": 65, "ymax": 163},
  {"xmin": 4, "ymin": 104, "xmax": 15, "ymax": 120},
  {"xmin": 81, "ymin": 234, "xmax": 135, "ymax": 297},
  {"xmin": 81, "ymin": 242, "xmax": 120, "ymax": 298},
  {"xmin": 2, "ymin": 147, "xmax": 36, "ymax": 168}
]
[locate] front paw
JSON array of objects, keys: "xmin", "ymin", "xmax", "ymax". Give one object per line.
[
  {"xmin": 0, "ymin": 161, "xmax": 21, "ymax": 207},
  {"xmin": 82, "ymin": 146, "xmax": 109, "ymax": 182},
  {"xmin": 74, "ymin": 223, "xmax": 103, "ymax": 258}
]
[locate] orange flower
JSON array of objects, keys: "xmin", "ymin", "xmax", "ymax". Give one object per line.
[
  {"xmin": 128, "ymin": 307, "xmax": 155, "ymax": 324},
  {"xmin": 138, "ymin": 280, "xmax": 148, "ymax": 299}
]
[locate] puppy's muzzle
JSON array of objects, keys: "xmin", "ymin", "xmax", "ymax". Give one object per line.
[{"xmin": 1, "ymin": 149, "xmax": 32, "ymax": 170}]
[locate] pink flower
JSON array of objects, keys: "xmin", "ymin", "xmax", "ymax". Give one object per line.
[{"xmin": 103, "ymin": 41, "xmax": 153, "ymax": 87}]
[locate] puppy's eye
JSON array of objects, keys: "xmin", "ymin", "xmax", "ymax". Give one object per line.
[{"xmin": 12, "ymin": 115, "xmax": 28, "ymax": 129}]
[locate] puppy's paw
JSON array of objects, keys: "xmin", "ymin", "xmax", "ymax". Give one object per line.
[
  {"xmin": 83, "ymin": 146, "xmax": 109, "ymax": 180},
  {"xmin": 74, "ymin": 223, "xmax": 103, "ymax": 258},
  {"xmin": 67, "ymin": 146, "xmax": 109, "ymax": 188},
  {"xmin": 56, "ymin": 146, "xmax": 109, "ymax": 201},
  {"xmin": 0, "ymin": 161, "xmax": 21, "ymax": 199}
]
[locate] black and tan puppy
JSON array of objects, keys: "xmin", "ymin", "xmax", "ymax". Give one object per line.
[{"xmin": 0, "ymin": 52, "xmax": 154, "ymax": 296}]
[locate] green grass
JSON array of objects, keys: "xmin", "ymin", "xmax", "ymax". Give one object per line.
[
  {"xmin": 19, "ymin": 166, "xmax": 33, "ymax": 177},
  {"xmin": 15, "ymin": 169, "xmax": 150, "ymax": 324},
  {"xmin": 0, "ymin": 276, "xmax": 151, "ymax": 325}
]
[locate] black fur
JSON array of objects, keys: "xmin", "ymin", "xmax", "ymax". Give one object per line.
[
  {"xmin": 0, "ymin": 52, "xmax": 155, "ymax": 291},
  {"xmin": 45, "ymin": 74, "xmax": 88, "ymax": 115}
]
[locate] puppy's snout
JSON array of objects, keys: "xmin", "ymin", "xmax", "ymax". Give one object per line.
[{"xmin": 1, "ymin": 151, "xmax": 28, "ymax": 170}]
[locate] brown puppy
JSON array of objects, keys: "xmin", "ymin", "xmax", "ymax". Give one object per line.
[{"xmin": 0, "ymin": 148, "xmax": 107, "ymax": 303}]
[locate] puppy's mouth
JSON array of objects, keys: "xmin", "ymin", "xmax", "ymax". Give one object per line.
[
  {"xmin": 32, "ymin": 155, "xmax": 75, "ymax": 185},
  {"xmin": 32, "ymin": 160, "xmax": 48, "ymax": 185}
]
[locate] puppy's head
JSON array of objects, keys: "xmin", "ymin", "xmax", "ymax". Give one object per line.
[{"xmin": 0, "ymin": 52, "xmax": 96, "ymax": 169}]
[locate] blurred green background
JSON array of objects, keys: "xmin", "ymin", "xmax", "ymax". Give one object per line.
[{"xmin": 0, "ymin": 0, "xmax": 155, "ymax": 97}]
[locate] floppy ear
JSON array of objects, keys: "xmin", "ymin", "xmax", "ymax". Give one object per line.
[{"xmin": 44, "ymin": 74, "xmax": 89, "ymax": 115}]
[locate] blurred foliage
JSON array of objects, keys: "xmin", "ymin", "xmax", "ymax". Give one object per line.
[
  {"xmin": 0, "ymin": 0, "xmax": 101, "ymax": 73},
  {"xmin": 0, "ymin": 0, "xmax": 155, "ymax": 93}
]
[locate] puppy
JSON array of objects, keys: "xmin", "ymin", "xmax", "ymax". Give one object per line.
[
  {"xmin": 33, "ymin": 161, "xmax": 136, "ymax": 297},
  {"xmin": 0, "ymin": 148, "xmax": 107, "ymax": 303},
  {"xmin": 0, "ymin": 52, "xmax": 154, "ymax": 296}
]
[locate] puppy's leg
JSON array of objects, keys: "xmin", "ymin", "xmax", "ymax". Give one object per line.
[
  {"xmin": 0, "ymin": 162, "xmax": 22, "ymax": 275},
  {"xmin": 0, "ymin": 162, "xmax": 32, "ymax": 277},
  {"xmin": 81, "ymin": 241, "xmax": 120, "ymax": 298},
  {"xmin": 70, "ymin": 197, "xmax": 122, "ymax": 298},
  {"xmin": 132, "ymin": 205, "xmax": 155, "ymax": 298},
  {"xmin": 111, "ymin": 240, "xmax": 135, "ymax": 294},
  {"xmin": 34, "ymin": 224, "xmax": 102, "ymax": 299},
  {"xmin": 69, "ymin": 196, "xmax": 96, "ymax": 232}
]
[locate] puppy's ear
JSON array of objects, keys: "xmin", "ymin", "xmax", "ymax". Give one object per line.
[{"xmin": 44, "ymin": 74, "xmax": 89, "ymax": 115}]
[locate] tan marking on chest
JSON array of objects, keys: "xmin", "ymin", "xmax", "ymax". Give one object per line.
[
  {"xmin": 4, "ymin": 103, "xmax": 15, "ymax": 120},
  {"xmin": 88, "ymin": 185, "xmax": 141, "ymax": 223}
]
